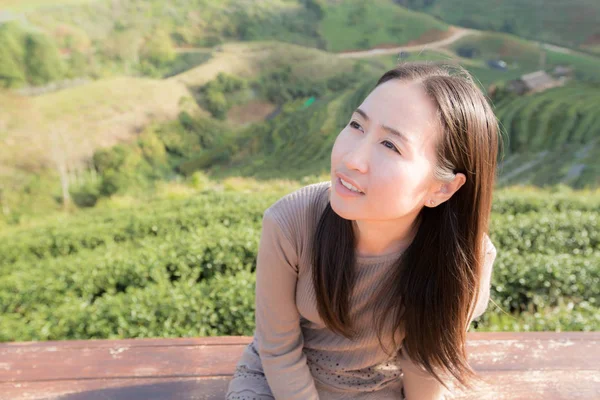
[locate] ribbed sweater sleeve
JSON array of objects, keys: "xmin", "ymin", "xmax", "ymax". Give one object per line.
[
  {"xmin": 253, "ymin": 207, "xmax": 320, "ymax": 400},
  {"xmin": 470, "ymin": 234, "xmax": 497, "ymax": 323}
]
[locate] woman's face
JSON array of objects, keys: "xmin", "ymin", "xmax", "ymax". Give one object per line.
[{"xmin": 329, "ymin": 79, "xmax": 442, "ymax": 222}]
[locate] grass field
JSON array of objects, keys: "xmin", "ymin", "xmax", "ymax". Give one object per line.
[
  {"xmin": 0, "ymin": 0, "xmax": 96, "ymax": 12},
  {"xmin": 0, "ymin": 77, "xmax": 201, "ymax": 172},
  {"xmin": 447, "ymin": 31, "xmax": 542, "ymax": 69},
  {"xmin": 170, "ymin": 40, "xmax": 359, "ymax": 87},
  {"xmin": 405, "ymin": 0, "xmax": 600, "ymax": 56},
  {"xmin": 320, "ymin": 0, "xmax": 449, "ymax": 52},
  {"xmin": 367, "ymin": 48, "xmax": 530, "ymax": 91},
  {"xmin": 1, "ymin": 39, "xmax": 361, "ymax": 178}
]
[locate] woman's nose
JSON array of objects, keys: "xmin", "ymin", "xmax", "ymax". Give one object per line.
[{"xmin": 343, "ymin": 139, "xmax": 369, "ymax": 174}]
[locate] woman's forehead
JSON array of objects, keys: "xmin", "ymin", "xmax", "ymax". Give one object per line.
[
  {"xmin": 359, "ymin": 80, "xmax": 440, "ymax": 146},
  {"xmin": 365, "ymin": 80, "xmax": 433, "ymax": 115}
]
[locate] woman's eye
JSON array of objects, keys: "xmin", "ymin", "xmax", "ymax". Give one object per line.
[
  {"xmin": 349, "ymin": 121, "xmax": 400, "ymax": 154},
  {"xmin": 349, "ymin": 121, "xmax": 363, "ymax": 131},
  {"xmin": 382, "ymin": 140, "xmax": 401, "ymax": 154}
]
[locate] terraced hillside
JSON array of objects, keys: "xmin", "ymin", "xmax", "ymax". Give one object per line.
[
  {"xmin": 207, "ymin": 78, "xmax": 376, "ymax": 181},
  {"xmin": 202, "ymin": 77, "xmax": 599, "ymax": 189},
  {"xmin": 494, "ymin": 84, "xmax": 600, "ymax": 188}
]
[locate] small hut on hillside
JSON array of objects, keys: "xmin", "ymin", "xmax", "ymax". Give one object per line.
[
  {"xmin": 507, "ymin": 71, "xmax": 559, "ymax": 95},
  {"xmin": 553, "ymin": 65, "xmax": 574, "ymax": 77}
]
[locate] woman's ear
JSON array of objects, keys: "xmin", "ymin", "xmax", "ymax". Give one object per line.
[
  {"xmin": 446, "ymin": 172, "xmax": 466, "ymax": 196},
  {"xmin": 429, "ymin": 173, "xmax": 467, "ymax": 207}
]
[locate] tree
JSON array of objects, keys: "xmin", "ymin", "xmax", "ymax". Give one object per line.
[
  {"xmin": 500, "ymin": 19, "xmax": 515, "ymax": 34},
  {"xmin": 142, "ymin": 30, "xmax": 176, "ymax": 67},
  {"xmin": 48, "ymin": 124, "xmax": 73, "ymax": 210},
  {"xmin": 0, "ymin": 43, "xmax": 26, "ymax": 88},
  {"xmin": 0, "ymin": 22, "xmax": 26, "ymax": 88},
  {"xmin": 204, "ymin": 89, "xmax": 228, "ymax": 120},
  {"xmin": 303, "ymin": 0, "xmax": 325, "ymax": 19},
  {"xmin": 24, "ymin": 33, "xmax": 65, "ymax": 85}
]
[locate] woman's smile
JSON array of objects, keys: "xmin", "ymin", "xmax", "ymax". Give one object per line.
[{"xmin": 335, "ymin": 177, "xmax": 366, "ymax": 197}]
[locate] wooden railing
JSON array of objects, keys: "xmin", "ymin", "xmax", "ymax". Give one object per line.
[{"xmin": 1, "ymin": 332, "xmax": 598, "ymax": 399}]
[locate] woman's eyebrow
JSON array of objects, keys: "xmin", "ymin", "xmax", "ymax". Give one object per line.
[{"xmin": 353, "ymin": 108, "xmax": 413, "ymax": 145}]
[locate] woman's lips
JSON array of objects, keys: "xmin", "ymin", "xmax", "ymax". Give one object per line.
[{"xmin": 335, "ymin": 177, "xmax": 365, "ymax": 197}]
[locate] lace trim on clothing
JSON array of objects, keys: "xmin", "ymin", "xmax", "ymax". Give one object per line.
[{"xmin": 303, "ymin": 347, "xmax": 404, "ymax": 393}]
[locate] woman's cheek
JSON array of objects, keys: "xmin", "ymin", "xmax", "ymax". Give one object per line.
[{"xmin": 331, "ymin": 131, "xmax": 350, "ymax": 162}]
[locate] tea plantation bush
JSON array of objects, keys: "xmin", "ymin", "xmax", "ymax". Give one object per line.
[
  {"xmin": 0, "ymin": 191, "xmax": 279, "ymax": 269},
  {"xmin": 1, "ymin": 186, "xmax": 598, "ymax": 342}
]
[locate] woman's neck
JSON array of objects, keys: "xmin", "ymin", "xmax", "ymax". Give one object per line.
[{"xmin": 352, "ymin": 213, "xmax": 420, "ymax": 257}]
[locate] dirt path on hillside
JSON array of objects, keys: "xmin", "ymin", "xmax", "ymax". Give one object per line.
[
  {"xmin": 173, "ymin": 27, "xmax": 478, "ymax": 59},
  {"xmin": 337, "ymin": 27, "xmax": 479, "ymax": 58},
  {"xmin": 174, "ymin": 47, "xmax": 212, "ymax": 54}
]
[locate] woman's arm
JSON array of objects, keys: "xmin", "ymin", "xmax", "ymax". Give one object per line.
[
  {"xmin": 254, "ymin": 208, "xmax": 320, "ymax": 399},
  {"xmin": 399, "ymin": 349, "xmax": 450, "ymax": 400},
  {"xmin": 469, "ymin": 234, "xmax": 497, "ymax": 328}
]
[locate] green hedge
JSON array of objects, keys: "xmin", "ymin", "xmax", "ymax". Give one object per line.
[
  {"xmin": 491, "ymin": 251, "xmax": 599, "ymax": 312},
  {"xmin": 1, "ymin": 188, "xmax": 598, "ymax": 341},
  {"xmin": 0, "ymin": 191, "xmax": 280, "ymax": 269},
  {"xmin": 0, "ymin": 222, "xmax": 261, "ymax": 316},
  {"xmin": 0, "ymin": 270, "xmax": 256, "ymax": 341},
  {"xmin": 477, "ymin": 299, "xmax": 599, "ymax": 332},
  {"xmin": 489, "ymin": 211, "xmax": 598, "ymax": 256}
]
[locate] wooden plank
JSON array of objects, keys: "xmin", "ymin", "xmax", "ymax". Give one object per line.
[
  {"xmin": 0, "ymin": 343, "xmax": 249, "ymax": 382},
  {"xmin": 1, "ymin": 371, "xmax": 598, "ymax": 400},
  {"xmin": 3, "ymin": 332, "xmax": 597, "ymax": 349},
  {"xmin": 465, "ymin": 332, "xmax": 600, "ymax": 341},
  {"xmin": 0, "ymin": 333, "xmax": 598, "ymax": 399},
  {"xmin": 447, "ymin": 370, "xmax": 600, "ymax": 400},
  {"xmin": 465, "ymin": 334, "xmax": 599, "ymax": 370},
  {"xmin": 0, "ymin": 376, "xmax": 230, "ymax": 400},
  {"xmin": 1, "ymin": 335, "xmax": 252, "ymax": 349},
  {"xmin": 1, "ymin": 333, "xmax": 598, "ymax": 383}
]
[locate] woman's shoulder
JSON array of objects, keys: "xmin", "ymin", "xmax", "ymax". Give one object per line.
[
  {"xmin": 483, "ymin": 232, "xmax": 497, "ymax": 255},
  {"xmin": 265, "ymin": 180, "xmax": 331, "ymax": 223},
  {"xmin": 264, "ymin": 180, "xmax": 331, "ymax": 250}
]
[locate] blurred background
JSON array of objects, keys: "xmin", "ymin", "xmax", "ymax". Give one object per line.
[{"xmin": 0, "ymin": 0, "xmax": 598, "ymax": 342}]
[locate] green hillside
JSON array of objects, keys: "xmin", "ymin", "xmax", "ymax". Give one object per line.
[
  {"xmin": 207, "ymin": 78, "xmax": 375, "ymax": 180},
  {"xmin": 1, "ymin": 0, "xmax": 600, "ymax": 343},
  {"xmin": 320, "ymin": 0, "xmax": 449, "ymax": 52},
  {"xmin": 0, "ymin": 0, "xmax": 450, "ymax": 88},
  {"xmin": 196, "ymin": 70, "xmax": 600, "ymax": 189},
  {"xmin": 449, "ymin": 31, "xmax": 542, "ymax": 69},
  {"xmin": 3, "ymin": 34, "xmax": 600, "ymax": 225},
  {"xmin": 0, "ymin": 0, "xmax": 93, "ymax": 12},
  {"xmin": 493, "ymin": 84, "xmax": 600, "ymax": 188},
  {"xmin": 400, "ymin": 0, "xmax": 600, "ymax": 55}
]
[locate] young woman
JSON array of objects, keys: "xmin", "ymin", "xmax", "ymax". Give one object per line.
[{"xmin": 226, "ymin": 62, "xmax": 499, "ymax": 400}]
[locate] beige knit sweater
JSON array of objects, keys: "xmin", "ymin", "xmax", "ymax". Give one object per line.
[{"xmin": 226, "ymin": 181, "xmax": 497, "ymax": 400}]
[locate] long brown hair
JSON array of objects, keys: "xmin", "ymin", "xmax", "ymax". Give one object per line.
[{"xmin": 311, "ymin": 62, "xmax": 500, "ymax": 390}]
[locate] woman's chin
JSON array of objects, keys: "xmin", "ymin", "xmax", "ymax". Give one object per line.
[{"xmin": 330, "ymin": 196, "xmax": 361, "ymax": 220}]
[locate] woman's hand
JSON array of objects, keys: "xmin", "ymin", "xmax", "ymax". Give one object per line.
[{"xmin": 401, "ymin": 367, "xmax": 449, "ymax": 400}]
